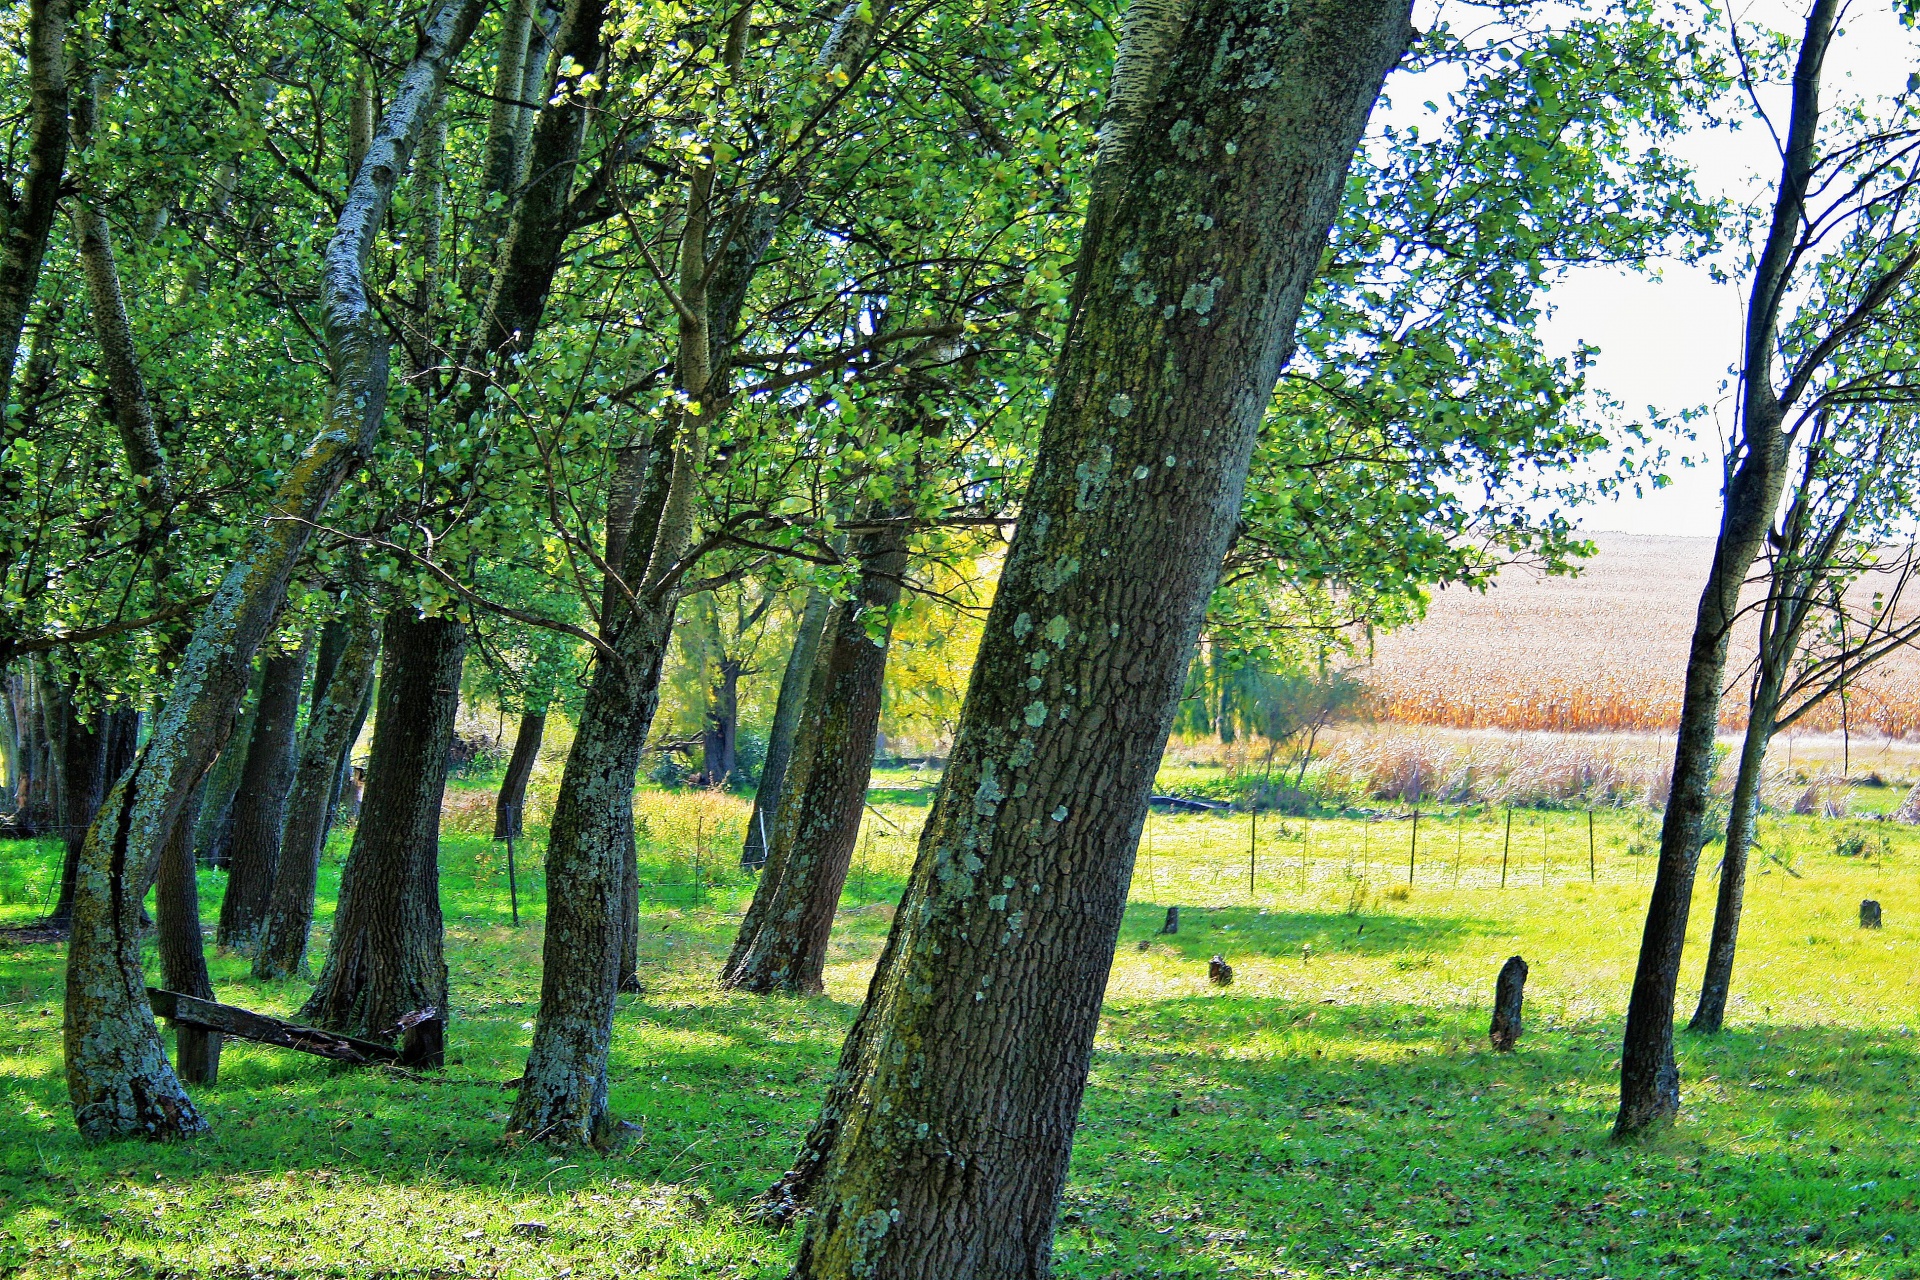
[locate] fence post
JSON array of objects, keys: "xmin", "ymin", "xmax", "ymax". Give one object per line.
[
  {"xmin": 1500, "ymin": 809, "xmax": 1512, "ymax": 889},
  {"xmin": 1588, "ymin": 810, "xmax": 1596, "ymax": 883},
  {"xmin": 1249, "ymin": 801, "xmax": 1257, "ymax": 898},
  {"xmin": 1408, "ymin": 807, "xmax": 1419, "ymax": 885}
]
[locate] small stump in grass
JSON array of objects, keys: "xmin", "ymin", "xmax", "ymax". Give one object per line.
[
  {"xmin": 1159, "ymin": 906, "xmax": 1180, "ymax": 935},
  {"xmin": 1490, "ymin": 955, "xmax": 1528, "ymax": 1052},
  {"xmin": 1862, "ymin": 899, "xmax": 1884, "ymax": 929},
  {"xmin": 1208, "ymin": 955, "xmax": 1234, "ymax": 986}
]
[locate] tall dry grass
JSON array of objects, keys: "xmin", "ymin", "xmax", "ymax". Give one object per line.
[
  {"xmin": 1361, "ymin": 533, "xmax": 1920, "ymax": 736},
  {"xmin": 1314, "ymin": 729, "xmax": 1677, "ymax": 809}
]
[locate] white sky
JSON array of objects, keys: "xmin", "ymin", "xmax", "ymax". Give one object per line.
[{"xmin": 1521, "ymin": 0, "xmax": 1920, "ymax": 536}]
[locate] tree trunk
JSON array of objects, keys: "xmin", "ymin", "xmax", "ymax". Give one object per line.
[
  {"xmin": 154, "ymin": 785, "xmax": 219, "ymax": 1083},
  {"xmin": 193, "ymin": 662, "xmax": 265, "ymax": 867},
  {"xmin": 256, "ymin": 604, "xmax": 379, "ymax": 980},
  {"xmin": 770, "ymin": 2, "xmax": 1411, "ymax": 1270},
  {"xmin": 494, "ymin": 711, "xmax": 545, "ymax": 839},
  {"xmin": 1688, "ymin": 667, "xmax": 1780, "ymax": 1034},
  {"xmin": 724, "ymin": 526, "xmax": 908, "ymax": 995},
  {"xmin": 50, "ymin": 685, "xmax": 105, "ymax": 928},
  {"xmin": 1614, "ymin": 0, "xmax": 1835, "ymax": 1139},
  {"xmin": 298, "ymin": 610, "xmax": 463, "ymax": 1056},
  {"xmin": 61, "ymin": 0, "xmax": 480, "ymax": 1139},
  {"xmin": 216, "ymin": 639, "xmax": 311, "ymax": 949},
  {"xmin": 743, "ymin": 589, "xmax": 830, "ymax": 868},
  {"xmin": 0, "ymin": 0, "xmax": 70, "ymax": 603},
  {"xmin": 703, "ymin": 653, "xmax": 742, "ymax": 784}
]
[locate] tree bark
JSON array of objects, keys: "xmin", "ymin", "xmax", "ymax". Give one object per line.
[
  {"xmin": 61, "ymin": 0, "xmax": 481, "ymax": 1140},
  {"xmin": 724, "ymin": 526, "xmax": 908, "ymax": 994},
  {"xmin": 1614, "ymin": 0, "xmax": 1836, "ymax": 1138},
  {"xmin": 494, "ymin": 711, "xmax": 545, "ymax": 839},
  {"xmin": 0, "ymin": 0, "xmax": 69, "ymax": 433},
  {"xmin": 154, "ymin": 786, "xmax": 219, "ymax": 1083},
  {"xmin": 769, "ymin": 2, "xmax": 1411, "ymax": 1270},
  {"xmin": 743, "ymin": 588, "xmax": 830, "ymax": 868},
  {"xmin": 216, "ymin": 639, "xmax": 311, "ymax": 949},
  {"xmin": 192, "ymin": 663, "xmax": 264, "ymax": 867},
  {"xmin": 50, "ymin": 685, "xmax": 104, "ymax": 928},
  {"xmin": 256, "ymin": 603, "xmax": 379, "ymax": 980},
  {"xmin": 298, "ymin": 610, "xmax": 463, "ymax": 1056}
]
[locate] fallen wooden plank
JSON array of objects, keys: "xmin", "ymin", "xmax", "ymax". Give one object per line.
[{"xmin": 147, "ymin": 988, "xmax": 402, "ymax": 1065}]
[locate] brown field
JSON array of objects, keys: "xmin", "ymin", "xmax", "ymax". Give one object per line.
[{"xmin": 1360, "ymin": 533, "xmax": 1920, "ymax": 736}]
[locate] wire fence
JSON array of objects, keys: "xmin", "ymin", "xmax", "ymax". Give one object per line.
[{"xmin": 1131, "ymin": 807, "xmax": 1669, "ymax": 907}]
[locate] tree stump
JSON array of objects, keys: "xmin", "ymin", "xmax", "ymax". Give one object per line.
[
  {"xmin": 1208, "ymin": 955, "xmax": 1233, "ymax": 986},
  {"xmin": 1158, "ymin": 906, "xmax": 1179, "ymax": 935},
  {"xmin": 1861, "ymin": 899, "xmax": 1884, "ymax": 929},
  {"xmin": 1489, "ymin": 955, "xmax": 1528, "ymax": 1052}
]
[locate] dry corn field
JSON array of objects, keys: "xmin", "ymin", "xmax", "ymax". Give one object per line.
[{"xmin": 1362, "ymin": 532, "xmax": 1920, "ymax": 735}]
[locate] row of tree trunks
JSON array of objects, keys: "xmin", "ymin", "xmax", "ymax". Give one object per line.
[
  {"xmin": 723, "ymin": 523, "xmax": 908, "ymax": 994},
  {"xmin": 298, "ymin": 610, "xmax": 463, "ymax": 1061},
  {"xmin": 741, "ymin": 588, "xmax": 830, "ymax": 868},
  {"xmin": 769, "ymin": 1, "xmax": 1414, "ymax": 1270},
  {"xmin": 256, "ymin": 600, "xmax": 380, "ymax": 981},
  {"xmin": 61, "ymin": 0, "xmax": 483, "ymax": 1139},
  {"xmin": 216, "ymin": 638, "xmax": 311, "ymax": 948}
]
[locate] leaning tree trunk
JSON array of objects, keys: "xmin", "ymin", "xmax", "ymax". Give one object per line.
[
  {"xmin": 1687, "ymin": 678, "xmax": 1777, "ymax": 1035},
  {"xmin": 768, "ymin": 1, "xmax": 1413, "ymax": 1271},
  {"xmin": 298, "ymin": 610, "xmax": 463, "ymax": 1059},
  {"xmin": 193, "ymin": 663, "xmax": 264, "ymax": 867},
  {"xmin": 0, "ymin": 0, "xmax": 70, "ymax": 633},
  {"xmin": 153, "ymin": 786, "xmax": 219, "ymax": 1083},
  {"xmin": 742, "ymin": 588, "xmax": 830, "ymax": 868},
  {"xmin": 216, "ymin": 638, "xmax": 310, "ymax": 949},
  {"xmin": 255, "ymin": 603, "xmax": 379, "ymax": 980},
  {"xmin": 493, "ymin": 711, "xmax": 545, "ymax": 839},
  {"xmin": 1614, "ymin": 0, "xmax": 1834, "ymax": 1139},
  {"xmin": 724, "ymin": 526, "xmax": 908, "ymax": 994},
  {"xmin": 62, "ymin": 0, "xmax": 480, "ymax": 1139}
]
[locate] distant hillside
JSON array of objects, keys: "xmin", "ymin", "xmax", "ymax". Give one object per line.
[{"xmin": 1359, "ymin": 533, "xmax": 1920, "ymax": 736}]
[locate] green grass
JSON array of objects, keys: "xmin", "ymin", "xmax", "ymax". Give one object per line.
[{"xmin": 4, "ymin": 800, "xmax": 1920, "ymax": 1277}]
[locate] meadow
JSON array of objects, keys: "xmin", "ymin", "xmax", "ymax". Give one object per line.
[{"xmin": 6, "ymin": 770, "xmax": 1920, "ymax": 1278}]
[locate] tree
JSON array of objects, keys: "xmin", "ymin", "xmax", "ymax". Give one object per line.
[
  {"xmin": 256, "ymin": 591, "xmax": 380, "ymax": 980},
  {"xmin": 1691, "ymin": 401, "xmax": 1920, "ymax": 1032},
  {"xmin": 1617, "ymin": 0, "xmax": 1920, "ymax": 1135},
  {"xmin": 741, "ymin": 588, "xmax": 830, "ymax": 867},
  {"xmin": 298, "ymin": 609, "xmax": 463, "ymax": 1061},
  {"xmin": 61, "ymin": 0, "xmax": 482, "ymax": 1139},
  {"xmin": 721, "ymin": 522, "xmax": 908, "ymax": 994},
  {"xmin": 764, "ymin": 0, "xmax": 1415, "ymax": 1271},
  {"xmin": 214, "ymin": 636, "xmax": 310, "ymax": 948}
]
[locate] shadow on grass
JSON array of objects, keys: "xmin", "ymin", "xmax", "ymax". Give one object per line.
[{"xmin": 1118, "ymin": 900, "xmax": 1502, "ymax": 962}]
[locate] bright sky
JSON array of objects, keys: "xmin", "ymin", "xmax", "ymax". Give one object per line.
[{"xmin": 1524, "ymin": 0, "xmax": 1920, "ymax": 537}]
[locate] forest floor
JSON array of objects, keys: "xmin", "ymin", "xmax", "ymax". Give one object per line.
[{"xmin": 4, "ymin": 778, "xmax": 1920, "ymax": 1278}]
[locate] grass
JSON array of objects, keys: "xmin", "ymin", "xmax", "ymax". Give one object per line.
[{"xmin": 5, "ymin": 792, "xmax": 1920, "ymax": 1277}]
